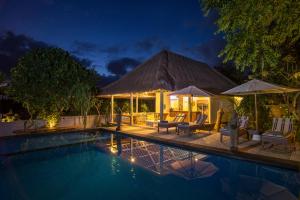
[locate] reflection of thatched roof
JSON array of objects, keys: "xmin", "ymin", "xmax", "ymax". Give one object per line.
[{"xmin": 101, "ymin": 50, "xmax": 236, "ymax": 95}]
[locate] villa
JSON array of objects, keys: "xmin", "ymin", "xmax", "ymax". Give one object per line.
[
  {"xmin": 100, "ymin": 50, "xmax": 236, "ymax": 125},
  {"xmin": 1, "ymin": 0, "xmax": 299, "ymax": 199}
]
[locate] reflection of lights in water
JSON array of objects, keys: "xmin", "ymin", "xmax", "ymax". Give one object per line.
[
  {"xmin": 111, "ymin": 157, "xmax": 120, "ymax": 175},
  {"xmin": 110, "ymin": 147, "xmax": 117, "ymax": 154},
  {"xmin": 130, "ymin": 167, "xmax": 136, "ymax": 179}
]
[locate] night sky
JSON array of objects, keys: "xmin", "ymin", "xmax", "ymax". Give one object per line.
[{"xmin": 0, "ymin": 0, "xmax": 223, "ymax": 78}]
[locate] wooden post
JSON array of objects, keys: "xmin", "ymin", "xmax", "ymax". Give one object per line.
[
  {"xmin": 130, "ymin": 93, "xmax": 133, "ymax": 125},
  {"xmin": 136, "ymin": 94, "xmax": 139, "ymax": 113},
  {"xmin": 111, "ymin": 95, "xmax": 114, "ymax": 123},
  {"xmin": 188, "ymin": 95, "xmax": 192, "ymax": 122},
  {"xmin": 160, "ymin": 90, "xmax": 164, "ymax": 121}
]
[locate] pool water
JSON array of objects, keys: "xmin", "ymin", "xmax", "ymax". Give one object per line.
[
  {"xmin": 0, "ymin": 134, "xmax": 299, "ymax": 200},
  {"xmin": 0, "ymin": 132, "xmax": 108, "ymax": 155}
]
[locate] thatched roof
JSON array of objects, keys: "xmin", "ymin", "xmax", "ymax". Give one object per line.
[{"xmin": 101, "ymin": 50, "xmax": 236, "ymax": 95}]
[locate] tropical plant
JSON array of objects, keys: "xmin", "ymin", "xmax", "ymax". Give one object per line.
[
  {"xmin": 98, "ymin": 99, "xmax": 111, "ymax": 125},
  {"xmin": 122, "ymin": 101, "xmax": 130, "ymax": 113},
  {"xmin": 71, "ymin": 83, "xmax": 97, "ymax": 129},
  {"xmin": 235, "ymin": 96, "xmax": 271, "ymax": 130},
  {"xmin": 9, "ymin": 47, "xmax": 98, "ymax": 127},
  {"xmin": 140, "ymin": 103, "xmax": 149, "ymax": 112},
  {"xmin": 1, "ymin": 110, "xmax": 19, "ymax": 122},
  {"xmin": 93, "ymin": 98, "xmax": 103, "ymax": 116}
]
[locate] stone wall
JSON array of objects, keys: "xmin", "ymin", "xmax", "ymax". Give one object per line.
[{"xmin": 0, "ymin": 115, "xmax": 105, "ymax": 137}]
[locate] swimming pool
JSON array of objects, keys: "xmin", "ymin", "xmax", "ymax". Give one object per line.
[
  {"xmin": 0, "ymin": 131, "xmax": 109, "ymax": 155},
  {"xmin": 0, "ymin": 132, "xmax": 299, "ymax": 200}
]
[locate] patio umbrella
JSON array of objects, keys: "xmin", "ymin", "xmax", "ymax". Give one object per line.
[
  {"xmin": 169, "ymin": 86, "xmax": 214, "ymax": 121},
  {"xmin": 168, "ymin": 157, "xmax": 218, "ymax": 180},
  {"xmin": 222, "ymin": 79, "xmax": 300, "ymax": 130},
  {"xmin": 169, "ymin": 85, "xmax": 214, "ymax": 97}
]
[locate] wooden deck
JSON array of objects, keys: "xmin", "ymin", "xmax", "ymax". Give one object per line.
[{"xmin": 101, "ymin": 125, "xmax": 300, "ymax": 170}]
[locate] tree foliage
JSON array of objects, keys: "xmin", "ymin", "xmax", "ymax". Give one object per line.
[
  {"xmin": 201, "ymin": 0, "xmax": 300, "ymax": 80},
  {"xmin": 214, "ymin": 62, "xmax": 249, "ymax": 84},
  {"xmin": 202, "ymin": 0, "xmax": 300, "ymax": 126},
  {"xmin": 9, "ymin": 48, "xmax": 98, "ymax": 125},
  {"xmin": 0, "ymin": 71, "xmax": 5, "ymax": 83}
]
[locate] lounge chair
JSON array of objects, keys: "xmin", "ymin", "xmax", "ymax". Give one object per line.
[
  {"xmin": 220, "ymin": 116, "xmax": 249, "ymax": 143},
  {"xmin": 261, "ymin": 118, "xmax": 295, "ymax": 151},
  {"xmin": 157, "ymin": 113, "xmax": 186, "ymax": 133},
  {"xmin": 177, "ymin": 114, "xmax": 208, "ymax": 135}
]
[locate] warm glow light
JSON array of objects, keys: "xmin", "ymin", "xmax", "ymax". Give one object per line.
[
  {"xmin": 183, "ymin": 96, "xmax": 189, "ymax": 111},
  {"xmin": 234, "ymin": 96, "xmax": 243, "ymax": 107},
  {"xmin": 130, "ymin": 156, "xmax": 135, "ymax": 163},
  {"xmin": 170, "ymin": 95, "xmax": 179, "ymax": 110},
  {"xmin": 48, "ymin": 119, "xmax": 56, "ymax": 128},
  {"xmin": 170, "ymin": 95, "xmax": 178, "ymax": 100},
  {"xmin": 194, "ymin": 158, "xmax": 198, "ymax": 162},
  {"xmin": 110, "ymin": 147, "xmax": 117, "ymax": 154}
]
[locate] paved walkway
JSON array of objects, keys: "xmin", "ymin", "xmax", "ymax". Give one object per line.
[{"xmin": 101, "ymin": 125, "xmax": 300, "ymax": 169}]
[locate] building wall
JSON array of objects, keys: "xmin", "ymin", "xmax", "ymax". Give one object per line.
[
  {"xmin": 154, "ymin": 92, "xmax": 234, "ymax": 123},
  {"xmin": 0, "ymin": 115, "xmax": 103, "ymax": 137},
  {"xmin": 155, "ymin": 92, "xmax": 170, "ymax": 114}
]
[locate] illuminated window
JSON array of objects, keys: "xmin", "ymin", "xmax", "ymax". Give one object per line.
[
  {"xmin": 182, "ymin": 96, "xmax": 189, "ymax": 111},
  {"xmin": 170, "ymin": 95, "xmax": 179, "ymax": 110},
  {"xmin": 196, "ymin": 99, "xmax": 209, "ymax": 115}
]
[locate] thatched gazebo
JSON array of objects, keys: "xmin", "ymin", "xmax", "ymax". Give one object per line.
[{"xmin": 100, "ymin": 50, "xmax": 236, "ymax": 125}]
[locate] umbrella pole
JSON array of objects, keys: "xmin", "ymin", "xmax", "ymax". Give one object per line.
[{"xmin": 255, "ymin": 93, "xmax": 258, "ymax": 131}]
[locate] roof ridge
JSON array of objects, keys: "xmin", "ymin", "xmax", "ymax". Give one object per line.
[{"xmin": 155, "ymin": 50, "xmax": 175, "ymax": 90}]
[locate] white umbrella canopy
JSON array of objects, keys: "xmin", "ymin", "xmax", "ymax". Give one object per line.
[
  {"xmin": 169, "ymin": 85, "xmax": 214, "ymax": 97},
  {"xmin": 222, "ymin": 79, "xmax": 300, "ymax": 95},
  {"xmin": 169, "ymin": 86, "xmax": 214, "ymax": 122},
  {"xmin": 222, "ymin": 79, "xmax": 300, "ymax": 130}
]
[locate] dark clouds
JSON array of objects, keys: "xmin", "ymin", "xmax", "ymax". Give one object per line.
[
  {"xmin": 71, "ymin": 40, "xmax": 127, "ymax": 56},
  {"xmin": 0, "ymin": 31, "xmax": 49, "ymax": 75},
  {"xmin": 185, "ymin": 37, "xmax": 226, "ymax": 66},
  {"xmin": 72, "ymin": 36, "xmax": 167, "ymax": 56},
  {"xmin": 95, "ymin": 57, "xmax": 142, "ymax": 87},
  {"xmin": 0, "ymin": 0, "xmax": 222, "ymax": 76},
  {"xmin": 0, "ymin": 31, "xmax": 95, "ymax": 76},
  {"xmin": 106, "ymin": 57, "xmax": 140, "ymax": 76},
  {"xmin": 0, "ymin": 29, "xmax": 227, "ymax": 87}
]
